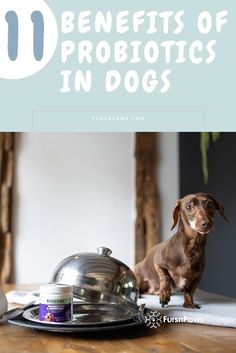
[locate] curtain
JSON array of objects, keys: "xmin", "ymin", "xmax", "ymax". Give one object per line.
[
  {"xmin": 0, "ymin": 133, "xmax": 14, "ymax": 284},
  {"xmin": 135, "ymin": 132, "xmax": 161, "ymax": 264}
]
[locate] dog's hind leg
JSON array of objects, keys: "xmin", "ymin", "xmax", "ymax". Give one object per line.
[{"xmin": 147, "ymin": 279, "xmax": 160, "ymax": 295}]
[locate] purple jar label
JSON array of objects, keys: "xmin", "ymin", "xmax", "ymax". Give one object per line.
[{"xmin": 39, "ymin": 303, "xmax": 72, "ymax": 322}]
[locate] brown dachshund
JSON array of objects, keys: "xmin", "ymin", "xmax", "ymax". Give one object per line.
[{"xmin": 134, "ymin": 193, "xmax": 228, "ymax": 309}]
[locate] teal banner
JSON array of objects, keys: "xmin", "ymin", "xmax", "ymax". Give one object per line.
[{"xmin": 0, "ymin": 0, "xmax": 234, "ymax": 131}]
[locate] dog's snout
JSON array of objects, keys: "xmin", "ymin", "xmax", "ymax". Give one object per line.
[
  {"xmin": 201, "ymin": 220, "xmax": 208, "ymax": 228},
  {"xmin": 201, "ymin": 219, "xmax": 213, "ymax": 229}
]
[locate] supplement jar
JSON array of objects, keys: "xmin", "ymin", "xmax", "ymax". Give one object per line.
[{"xmin": 39, "ymin": 283, "xmax": 73, "ymax": 322}]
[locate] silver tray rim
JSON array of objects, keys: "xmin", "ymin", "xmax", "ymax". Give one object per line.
[
  {"xmin": 9, "ymin": 313, "xmax": 143, "ymax": 333},
  {"xmin": 22, "ymin": 303, "xmax": 137, "ymax": 326}
]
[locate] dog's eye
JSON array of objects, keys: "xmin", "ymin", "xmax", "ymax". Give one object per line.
[
  {"xmin": 206, "ymin": 200, "xmax": 214, "ymax": 208},
  {"xmin": 185, "ymin": 203, "xmax": 192, "ymax": 211}
]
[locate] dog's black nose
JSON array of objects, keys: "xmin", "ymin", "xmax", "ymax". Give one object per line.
[{"xmin": 201, "ymin": 220, "xmax": 212, "ymax": 228}]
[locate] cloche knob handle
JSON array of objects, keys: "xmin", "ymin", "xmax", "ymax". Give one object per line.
[{"xmin": 97, "ymin": 247, "xmax": 112, "ymax": 256}]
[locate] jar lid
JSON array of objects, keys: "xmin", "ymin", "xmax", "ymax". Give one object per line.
[{"xmin": 40, "ymin": 283, "xmax": 72, "ymax": 295}]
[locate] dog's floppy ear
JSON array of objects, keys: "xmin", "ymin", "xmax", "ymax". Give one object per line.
[
  {"xmin": 211, "ymin": 196, "xmax": 229, "ymax": 222},
  {"xmin": 171, "ymin": 200, "xmax": 181, "ymax": 230}
]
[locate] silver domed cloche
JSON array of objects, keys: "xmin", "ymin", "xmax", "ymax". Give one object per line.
[{"xmin": 50, "ymin": 247, "xmax": 139, "ymax": 308}]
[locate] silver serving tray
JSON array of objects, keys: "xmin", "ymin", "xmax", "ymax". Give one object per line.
[
  {"xmin": 9, "ymin": 315, "xmax": 143, "ymax": 333},
  {"xmin": 23, "ymin": 303, "xmax": 136, "ymax": 326}
]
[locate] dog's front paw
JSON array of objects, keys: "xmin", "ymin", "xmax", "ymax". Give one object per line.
[
  {"xmin": 159, "ymin": 287, "xmax": 171, "ymax": 307},
  {"xmin": 183, "ymin": 302, "xmax": 201, "ymax": 309}
]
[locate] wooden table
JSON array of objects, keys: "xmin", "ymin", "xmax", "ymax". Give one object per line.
[{"xmin": 1, "ymin": 284, "xmax": 236, "ymax": 353}]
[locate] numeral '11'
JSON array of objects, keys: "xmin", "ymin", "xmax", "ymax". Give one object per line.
[{"xmin": 5, "ymin": 10, "xmax": 44, "ymax": 61}]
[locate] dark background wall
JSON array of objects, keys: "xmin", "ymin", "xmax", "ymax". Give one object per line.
[{"xmin": 180, "ymin": 132, "xmax": 236, "ymax": 298}]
